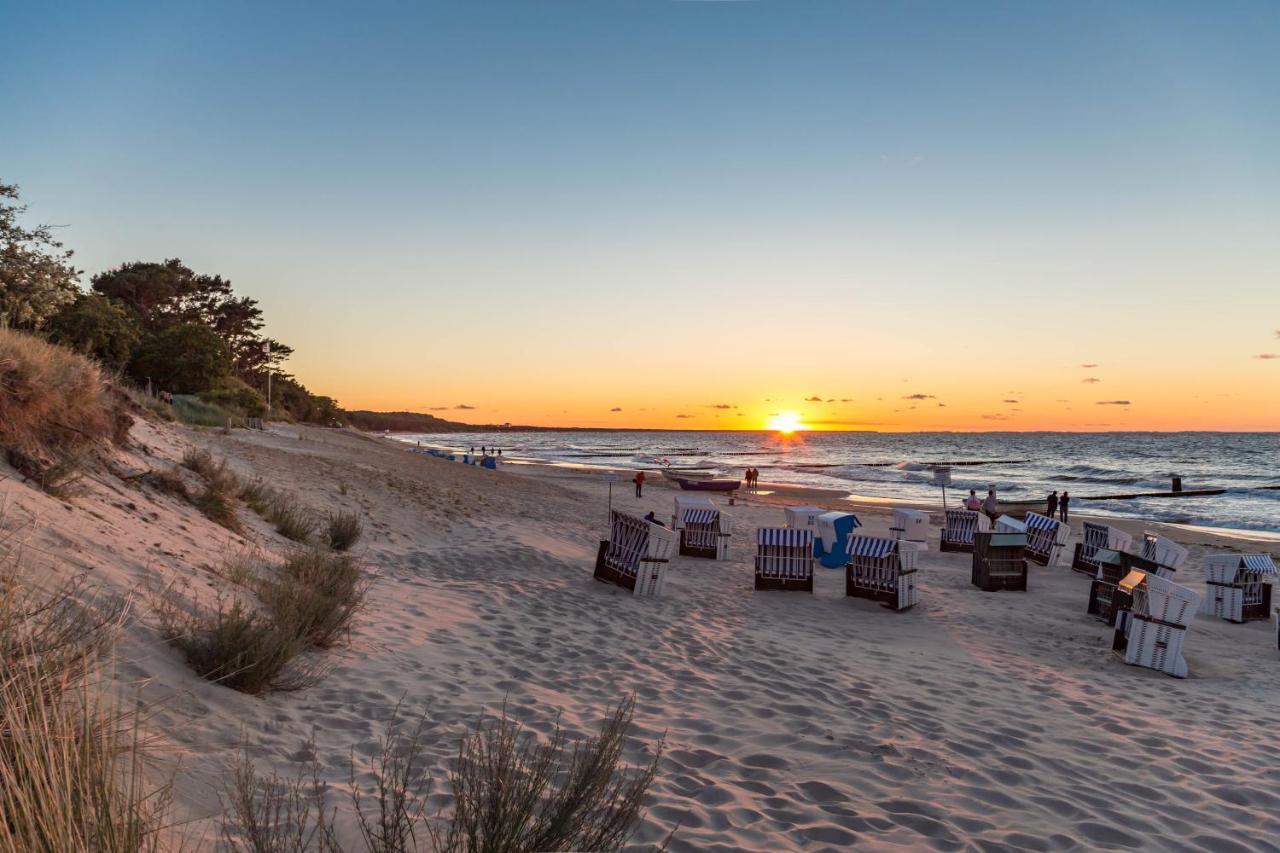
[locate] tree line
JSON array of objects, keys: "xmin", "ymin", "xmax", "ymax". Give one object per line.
[{"xmin": 1, "ymin": 181, "xmax": 338, "ymax": 423}]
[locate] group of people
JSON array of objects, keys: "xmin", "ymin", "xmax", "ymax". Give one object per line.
[
  {"xmin": 962, "ymin": 486, "xmax": 1071, "ymax": 523},
  {"xmin": 744, "ymin": 468, "xmax": 761, "ymax": 489},
  {"xmin": 469, "ymin": 446, "xmax": 502, "ymax": 457},
  {"xmin": 1046, "ymin": 490, "xmax": 1070, "ymax": 522}
]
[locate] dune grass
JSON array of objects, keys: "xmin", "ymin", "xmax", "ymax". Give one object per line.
[
  {"xmin": 181, "ymin": 449, "xmax": 243, "ymax": 531},
  {"xmin": 171, "ymin": 394, "xmax": 242, "ymax": 428},
  {"xmin": 325, "ymin": 510, "xmax": 363, "ymax": 552},
  {"xmin": 153, "ymin": 590, "xmax": 321, "ymax": 695},
  {"xmin": 0, "ymin": 533, "xmax": 172, "ymax": 850},
  {"xmin": 259, "ymin": 548, "xmax": 367, "ymax": 649},
  {"xmin": 141, "ymin": 466, "xmax": 190, "ymax": 499},
  {"xmin": 238, "ymin": 478, "xmax": 319, "ymax": 542},
  {"xmin": 0, "ymin": 326, "xmax": 126, "ymax": 494},
  {"xmin": 220, "ymin": 695, "xmax": 663, "ymax": 852}
]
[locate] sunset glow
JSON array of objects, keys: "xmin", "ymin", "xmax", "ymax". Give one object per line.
[{"xmin": 766, "ymin": 412, "xmax": 805, "ymax": 434}]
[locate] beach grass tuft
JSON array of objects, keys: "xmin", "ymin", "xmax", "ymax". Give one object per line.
[
  {"xmin": 141, "ymin": 465, "xmax": 190, "ymax": 499},
  {"xmin": 325, "ymin": 510, "xmax": 363, "ymax": 552},
  {"xmin": 260, "ymin": 548, "xmax": 367, "ymax": 649}
]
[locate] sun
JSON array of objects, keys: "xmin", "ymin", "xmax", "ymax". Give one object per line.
[{"xmin": 766, "ymin": 411, "xmax": 805, "ymax": 433}]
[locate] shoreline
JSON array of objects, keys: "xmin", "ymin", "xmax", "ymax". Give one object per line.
[{"xmin": 390, "ymin": 435, "xmax": 1280, "ymax": 544}]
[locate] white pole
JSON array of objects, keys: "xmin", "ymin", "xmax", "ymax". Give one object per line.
[{"xmin": 264, "ymin": 341, "xmax": 272, "ymax": 414}]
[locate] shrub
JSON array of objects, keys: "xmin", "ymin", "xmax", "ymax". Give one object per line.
[
  {"xmin": 153, "ymin": 591, "xmax": 320, "ymax": 695},
  {"xmin": 326, "ymin": 510, "xmax": 363, "ymax": 551},
  {"xmin": 181, "ymin": 449, "xmax": 242, "ymax": 530},
  {"xmin": 239, "ymin": 479, "xmax": 272, "ymax": 514},
  {"xmin": 128, "ymin": 322, "xmax": 231, "ymax": 394},
  {"xmin": 140, "ymin": 466, "xmax": 189, "ymax": 499},
  {"xmin": 0, "ymin": 534, "xmax": 171, "ymax": 850},
  {"xmin": 220, "ymin": 742, "xmax": 339, "ymax": 853},
  {"xmin": 0, "ymin": 326, "xmax": 121, "ymax": 491},
  {"xmin": 260, "ymin": 549, "xmax": 366, "ymax": 649},
  {"xmin": 199, "ymin": 377, "xmax": 267, "ymax": 417},
  {"xmin": 194, "ymin": 482, "xmax": 241, "ymax": 531}
]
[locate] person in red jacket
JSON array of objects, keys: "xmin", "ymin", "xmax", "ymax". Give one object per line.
[{"xmin": 633, "ymin": 471, "xmax": 645, "ymax": 498}]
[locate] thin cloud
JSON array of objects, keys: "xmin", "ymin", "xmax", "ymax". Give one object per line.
[
  {"xmin": 1096, "ymin": 400, "xmax": 1131, "ymax": 406},
  {"xmin": 706, "ymin": 403, "xmax": 733, "ymax": 409},
  {"xmin": 1080, "ymin": 363, "xmax": 1098, "ymax": 368},
  {"xmin": 676, "ymin": 414, "xmax": 693, "ymax": 419},
  {"xmin": 903, "ymin": 393, "xmax": 934, "ymax": 400},
  {"xmin": 427, "ymin": 406, "xmax": 448, "ymax": 411},
  {"xmin": 937, "ymin": 403, "xmax": 946, "ymax": 407},
  {"xmin": 454, "ymin": 404, "xmax": 476, "ymax": 410},
  {"xmin": 610, "ymin": 407, "xmax": 622, "ymax": 412},
  {"xmin": 804, "ymin": 396, "xmax": 823, "ymax": 402},
  {"xmin": 1082, "ymin": 377, "xmax": 1101, "ymax": 384},
  {"xmin": 982, "ymin": 414, "xmax": 1010, "ymax": 421},
  {"xmin": 1002, "ymin": 399, "xmax": 1019, "ymax": 404},
  {"xmin": 1254, "ymin": 353, "xmax": 1279, "ymax": 360},
  {"xmin": 840, "ymin": 398, "xmax": 852, "ymax": 402}
]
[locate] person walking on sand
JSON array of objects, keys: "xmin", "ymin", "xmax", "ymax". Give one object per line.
[
  {"xmin": 964, "ymin": 489, "xmax": 982, "ymax": 511},
  {"xmin": 1060, "ymin": 491, "xmax": 1070, "ymax": 522},
  {"xmin": 982, "ymin": 488, "xmax": 999, "ymax": 524},
  {"xmin": 1047, "ymin": 491, "xmax": 1059, "ymax": 519},
  {"xmin": 634, "ymin": 471, "xmax": 645, "ymax": 498}
]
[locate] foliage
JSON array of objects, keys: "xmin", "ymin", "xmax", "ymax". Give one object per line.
[
  {"xmin": 0, "ymin": 181, "xmax": 81, "ymax": 329},
  {"xmin": 199, "ymin": 376, "xmax": 267, "ymax": 417},
  {"xmin": 172, "ymin": 394, "xmax": 241, "ymax": 428},
  {"xmin": 130, "ymin": 322, "xmax": 232, "ymax": 393},
  {"xmin": 44, "ymin": 291, "xmax": 143, "ymax": 371},
  {"xmin": 259, "ymin": 548, "xmax": 367, "ymax": 649}
]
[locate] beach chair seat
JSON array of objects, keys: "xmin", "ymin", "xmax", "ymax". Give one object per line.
[
  {"xmin": 1085, "ymin": 549, "xmax": 1130, "ymax": 623},
  {"xmin": 1112, "ymin": 570, "xmax": 1198, "ymax": 678},
  {"xmin": 972, "ymin": 531, "xmax": 1028, "ymax": 591},
  {"xmin": 754, "ymin": 527, "xmax": 815, "ymax": 592},
  {"xmin": 1071, "ymin": 521, "xmax": 1134, "ymax": 575},
  {"xmin": 1201, "ymin": 554, "xmax": 1276, "ymax": 623},
  {"xmin": 815, "ymin": 511, "xmax": 862, "ymax": 568},
  {"xmin": 593, "ymin": 510, "xmax": 676, "ymax": 596},
  {"xmin": 890, "ymin": 508, "xmax": 930, "ymax": 550},
  {"xmin": 845, "ymin": 536, "xmax": 919, "ymax": 611},
  {"xmin": 940, "ymin": 509, "xmax": 990, "ymax": 553},
  {"xmin": 1022, "ymin": 512, "xmax": 1070, "ymax": 566}
]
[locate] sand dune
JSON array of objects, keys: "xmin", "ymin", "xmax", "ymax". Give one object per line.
[{"xmin": 3, "ymin": 419, "xmax": 1278, "ymax": 850}]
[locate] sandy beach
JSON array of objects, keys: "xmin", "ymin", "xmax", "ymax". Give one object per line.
[{"xmin": 3, "ymin": 417, "xmax": 1277, "ymax": 850}]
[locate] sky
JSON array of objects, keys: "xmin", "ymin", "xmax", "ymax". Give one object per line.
[{"xmin": 3, "ymin": 0, "xmax": 1278, "ymax": 431}]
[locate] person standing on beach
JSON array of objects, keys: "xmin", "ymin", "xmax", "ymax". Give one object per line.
[
  {"xmin": 1060, "ymin": 491, "xmax": 1070, "ymax": 522},
  {"xmin": 982, "ymin": 488, "xmax": 999, "ymax": 523},
  {"xmin": 1047, "ymin": 491, "xmax": 1059, "ymax": 518},
  {"xmin": 745, "ymin": 468, "xmax": 753, "ymax": 489},
  {"xmin": 634, "ymin": 471, "xmax": 645, "ymax": 498},
  {"xmin": 964, "ymin": 489, "xmax": 981, "ymax": 511}
]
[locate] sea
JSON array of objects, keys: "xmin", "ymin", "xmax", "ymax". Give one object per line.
[{"xmin": 392, "ymin": 431, "xmax": 1280, "ymax": 536}]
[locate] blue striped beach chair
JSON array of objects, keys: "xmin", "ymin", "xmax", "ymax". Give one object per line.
[
  {"xmin": 1071, "ymin": 521, "xmax": 1133, "ymax": 575},
  {"xmin": 940, "ymin": 508, "xmax": 991, "ymax": 553},
  {"xmin": 845, "ymin": 536, "xmax": 919, "ymax": 611},
  {"xmin": 1022, "ymin": 512, "xmax": 1070, "ymax": 566},
  {"xmin": 754, "ymin": 527, "xmax": 815, "ymax": 592},
  {"xmin": 1113, "ymin": 570, "xmax": 1199, "ymax": 678},
  {"xmin": 593, "ymin": 510, "xmax": 676, "ymax": 596},
  {"xmin": 1201, "ymin": 553, "xmax": 1276, "ymax": 623},
  {"xmin": 678, "ymin": 507, "xmax": 730, "ymax": 560}
]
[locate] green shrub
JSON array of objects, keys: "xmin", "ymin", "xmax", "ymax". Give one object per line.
[
  {"xmin": 199, "ymin": 377, "xmax": 267, "ymax": 417},
  {"xmin": 172, "ymin": 394, "xmax": 243, "ymax": 428},
  {"xmin": 128, "ymin": 322, "xmax": 231, "ymax": 394}
]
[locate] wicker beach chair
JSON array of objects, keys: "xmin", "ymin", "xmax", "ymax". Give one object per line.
[
  {"xmin": 940, "ymin": 508, "xmax": 991, "ymax": 553},
  {"xmin": 1201, "ymin": 553, "xmax": 1277, "ymax": 623},
  {"xmin": 1133, "ymin": 532, "xmax": 1188, "ymax": 578},
  {"xmin": 1112, "ymin": 570, "xmax": 1199, "ymax": 678},
  {"xmin": 1022, "ymin": 512, "xmax": 1070, "ymax": 566},
  {"xmin": 972, "ymin": 530, "xmax": 1028, "ymax": 591},
  {"xmin": 1071, "ymin": 521, "xmax": 1134, "ymax": 575},
  {"xmin": 845, "ymin": 536, "xmax": 919, "ymax": 611},
  {"xmin": 784, "ymin": 506, "xmax": 824, "ymax": 531},
  {"xmin": 1085, "ymin": 548, "xmax": 1129, "ymax": 623},
  {"xmin": 754, "ymin": 527, "xmax": 815, "ymax": 592},
  {"xmin": 890, "ymin": 508, "xmax": 930, "ymax": 550},
  {"xmin": 816, "ymin": 511, "xmax": 862, "ymax": 569},
  {"xmin": 678, "ymin": 508, "xmax": 731, "ymax": 560},
  {"xmin": 995, "ymin": 515, "xmax": 1026, "ymax": 534},
  {"xmin": 593, "ymin": 510, "xmax": 676, "ymax": 596}
]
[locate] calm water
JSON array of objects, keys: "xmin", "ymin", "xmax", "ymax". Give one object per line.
[{"xmin": 394, "ymin": 431, "xmax": 1280, "ymax": 534}]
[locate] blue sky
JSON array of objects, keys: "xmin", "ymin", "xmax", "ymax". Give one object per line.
[{"xmin": 3, "ymin": 1, "xmax": 1278, "ymax": 427}]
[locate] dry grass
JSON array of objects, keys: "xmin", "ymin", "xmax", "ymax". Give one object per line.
[
  {"xmin": 180, "ymin": 449, "xmax": 242, "ymax": 531},
  {"xmin": 260, "ymin": 548, "xmax": 367, "ymax": 649},
  {"xmin": 141, "ymin": 466, "xmax": 190, "ymax": 500},
  {"xmin": 220, "ymin": 696, "xmax": 663, "ymax": 852},
  {"xmin": 238, "ymin": 478, "xmax": 318, "ymax": 542},
  {"xmin": 153, "ymin": 589, "xmax": 322, "ymax": 695},
  {"xmin": 0, "ymin": 528, "xmax": 172, "ymax": 850},
  {"xmin": 0, "ymin": 327, "xmax": 126, "ymax": 493},
  {"xmin": 326, "ymin": 510, "xmax": 363, "ymax": 551}
]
